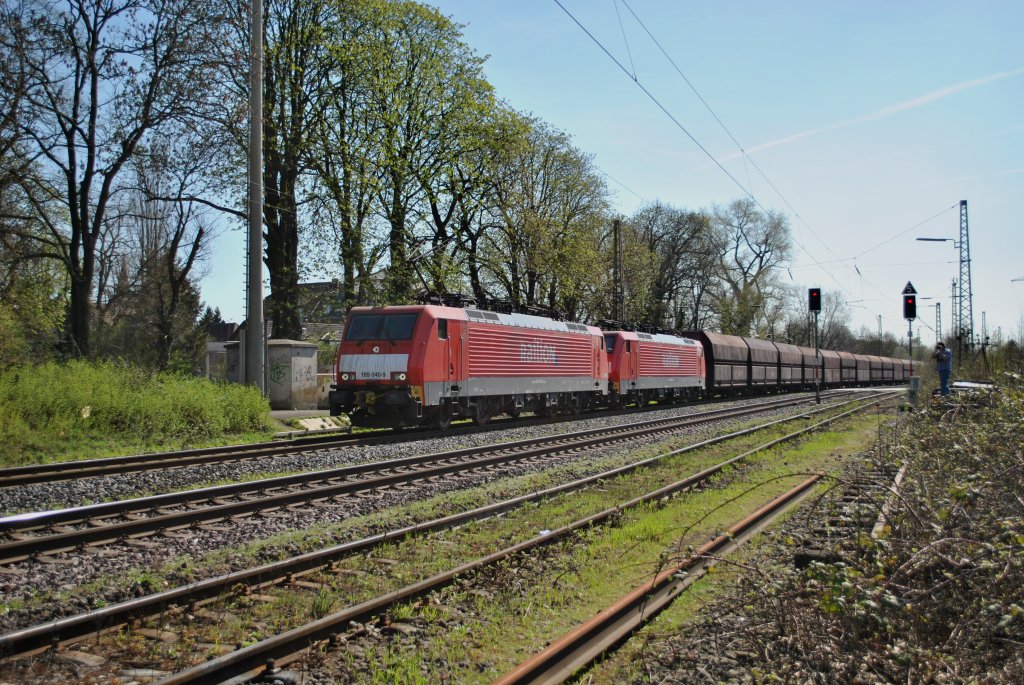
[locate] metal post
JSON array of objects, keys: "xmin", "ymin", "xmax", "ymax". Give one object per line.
[
  {"xmin": 958, "ymin": 200, "xmax": 973, "ymax": 355},
  {"xmin": 907, "ymin": 319, "xmax": 913, "ymax": 376},
  {"xmin": 612, "ymin": 219, "xmax": 624, "ymax": 321},
  {"xmin": 935, "ymin": 302, "xmax": 941, "ymax": 344},
  {"xmin": 813, "ymin": 311, "xmax": 820, "ymax": 404},
  {"xmin": 951, "ymin": 278, "xmax": 960, "ymax": 367},
  {"xmin": 245, "ymin": 0, "xmax": 265, "ymax": 392}
]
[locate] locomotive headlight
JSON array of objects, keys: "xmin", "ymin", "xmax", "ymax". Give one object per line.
[
  {"xmin": 340, "ymin": 372, "xmax": 351, "ymax": 381},
  {"xmin": 391, "ymin": 372, "xmax": 407, "ymax": 381}
]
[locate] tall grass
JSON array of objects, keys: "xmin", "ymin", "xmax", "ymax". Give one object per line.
[{"xmin": 0, "ymin": 360, "xmax": 272, "ymax": 465}]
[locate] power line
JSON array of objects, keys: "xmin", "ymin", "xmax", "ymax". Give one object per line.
[
  {"xmin": 552, "ymin": 0, "xmax": 859, "ymax": 301},
  {"xmin": 611, "ymin": 0, "xmax": 637, "ymax": 80},
  {"xmin": 551, "ymin": 0, "xmax": 755, "ymax": 205},
  {"xmin": 598, "ymin": 166, "xmax": 648, "ymax": 203},
  {"xmin": 854, "ymin": 203, "xmax": 959, "ymax": 259},
  {"xmin": 620, "ymin": 0, "xmax": 848, "ymax": 267}
]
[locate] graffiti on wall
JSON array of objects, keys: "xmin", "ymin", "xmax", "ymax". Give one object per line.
[{"xmin": 270, "ymin": 358, "xmax": 289, "ymax": 386}]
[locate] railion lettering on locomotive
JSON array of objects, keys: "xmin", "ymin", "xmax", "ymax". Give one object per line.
[{"xmin": 520, "ymin": 341, "xmax": 558, "ymax": 365}]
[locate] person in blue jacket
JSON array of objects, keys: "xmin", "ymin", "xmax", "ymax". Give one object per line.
[{"xmin": 933, "ymin": 342, "xmax": 953, "ymax": 395}]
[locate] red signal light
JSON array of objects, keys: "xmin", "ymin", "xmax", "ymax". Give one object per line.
[
  {"xmin": 808, "ymin": 288, "xmax": 821, "ymax": 312},
  {"xmin": 903, "ymin": 294, "xmax": 916, "ymax": 320}
]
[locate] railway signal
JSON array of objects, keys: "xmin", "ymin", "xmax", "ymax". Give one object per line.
[
  {"xmin": 808, "ymin": 287, "xmax": 821, "ymax": 404},
  {"xmin": 902, "ymin": 281, "xmax": 917, "ymax": 382},
  {"xmin": 808, "ymin": 288, "xmax": 821, "ymax": 312},
  {"xmin": 903, "ymin": 294, "xmax": 917, "ymax": 320}
]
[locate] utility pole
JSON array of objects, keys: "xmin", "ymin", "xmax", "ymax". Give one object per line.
[
  {"xmin": 612, "ymin": 219, "xmax": 624, "ymax": 321},
  {"xmin": 951, "ymin": 278, "xmax": 960, "ymax": 367},
  {"xmin": 245, "ymin": 0, "xmax": 265, "ymax": 392},
  {"xmin": 877, "ymin": 314, "xmax": 882, "ymax": 355}
]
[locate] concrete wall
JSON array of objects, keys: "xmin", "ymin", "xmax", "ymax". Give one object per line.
[
  {"xmin": 317, "ymin": 373, "xmax": 333, "ymax": 409},
  {"xmin": 267, "ymin": 339, "xmax": 318, "ymax": 410},
  {"xmin": 206, "ymin": 342, "xmax": 230, "ymax": 381},
  {"xmin": 224, "ymin": 341, "xmax": 242, "ymax": 384}
]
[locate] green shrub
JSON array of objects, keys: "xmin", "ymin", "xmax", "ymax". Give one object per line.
[{"xmin": 0, "ymin": 361, "xmax": 272, "ymax": 464}]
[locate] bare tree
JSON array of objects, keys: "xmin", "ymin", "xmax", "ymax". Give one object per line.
[
  {"xmin": 779, "ymin": 286, "xmax": 853, "ymax": 349},
  {"xmin": 3, "ymin": 0, "xmax": 228, "ymax": 356},
  {"xmin": 712, "ymin": 198, "xmax": 791, "ymax": 335}
]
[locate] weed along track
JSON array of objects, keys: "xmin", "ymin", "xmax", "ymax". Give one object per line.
[
  {"xmin": 0, "ymin": 394, "xmax": 825, "ymax": 566},
  {"xmin": 0, "ymin": 393, "xmax": 820, "ymax": 491},
  {"xmin": 493, "ymin": 475, "xmax": 825, "ymax": 685},
  {"xmin": 0, "ymin": 392, "xmax": 899, "ymax": 683}
]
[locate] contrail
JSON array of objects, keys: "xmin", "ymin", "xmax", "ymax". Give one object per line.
[{"xmin": 716, "ymin": 67, "xmax": 1024, "ymax": 162}]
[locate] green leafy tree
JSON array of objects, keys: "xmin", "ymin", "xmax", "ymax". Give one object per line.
[
  {"xmin": 482, "ymin": 119, "xmax": 609, "ymax": 315},
  {"xmin": 306, "ymin": 0, "xmax": 381, "ymax": 311},
  {"xmin": 363, "ymin": 1, "xmax": 493, "ymax": 304},
  {"xmin": 261, "ymin": 0, "xmax": 340, "ymax": 338},
  {"xmin": 620, "ymin": 202, "xmax": 717, "ymax": 329}
]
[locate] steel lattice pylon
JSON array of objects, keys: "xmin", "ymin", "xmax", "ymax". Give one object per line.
[{"xmin": 956, "ymin": 200, "xmax": 973, "ymax": 364}]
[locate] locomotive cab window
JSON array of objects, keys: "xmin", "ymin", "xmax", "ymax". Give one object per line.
[
  {"xmin": 604, "ymin": 334, "xmax": 615, "ymax": 352},
  {"xmin": 345, "ymin": 313, "xmax": 419, "ymax": 341},
  {"xmin": 626, "ymin": 340, "xmax": 632, "ymax": 353},
  {"xmin": 345, "ymin": 314, "xmax": 382, "ymax": 341},
  {"xmin": 437, "ymin": 319, "xmax": 448, "ymax": 340}
]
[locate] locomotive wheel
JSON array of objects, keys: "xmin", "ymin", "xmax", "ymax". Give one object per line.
[
  {"xmin": 472, "ymin": 402, "xmax": 491, "ymax": 426},
  {"xmin": 424, "ymin": 399, "xmax": 453, "ymax": 430},
  {"xmin": 539, "ymin": 399, "xmax": 555, "ymax": 418},
  {"xmin": 569, "ymin": 393, "xmax": 582, "ymax": 416}
]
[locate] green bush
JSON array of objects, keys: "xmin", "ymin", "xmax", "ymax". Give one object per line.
[{"xmin": 0, "ymin": 360, "xmax": 272, "ymax": 463}]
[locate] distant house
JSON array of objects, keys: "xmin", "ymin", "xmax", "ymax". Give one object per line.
[
  {"xmin": 205, "ymin": 321, "xmax": 239, "ymax": 380},
  {"xmin": 261, "ymin": 280, "xmax": 348, "ymax": 343}
]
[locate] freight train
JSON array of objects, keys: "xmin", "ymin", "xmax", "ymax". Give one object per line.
[{"xmin": 328, "ymin": 304, "xmax": 909, "ymax": 428}]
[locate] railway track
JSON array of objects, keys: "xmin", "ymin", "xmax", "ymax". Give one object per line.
[
  {"xmin": 493, "ymin": 476, "xmax": 824, "ymax": 685},
  {"xmin": 0, "ymin": 393, "xmax": 828, "ymax": 565},
  {"xmin": 496, "ymin": 433, "xmax": 911, "ymax": 685},
  {"xmin": 0, "ymin": 391, "xmax": 849, "ymax": 488},
  {"xmin": 0, "ymin": 392, "xmax": 899, "ymax": 677},
  {"xmin": 152, "ymin": 397, "xmax": 897, "ymax": 685}
]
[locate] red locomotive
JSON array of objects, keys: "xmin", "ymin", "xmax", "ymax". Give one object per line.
[
  {"xmin": 330, "ymin": 305, "xmax": 608, "ymax": 428},
  {"xmin": 604, "ymin": 330, "xmax": 705, "ymax": 406},
  {"xmin": 330, "ymin": 302, "xmax": 910, "ymax": 429}
]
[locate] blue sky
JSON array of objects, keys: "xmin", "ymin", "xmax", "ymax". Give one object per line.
[{"xmin": 201, "ymin": 0, "xmax": 1023, "ymax": 343}]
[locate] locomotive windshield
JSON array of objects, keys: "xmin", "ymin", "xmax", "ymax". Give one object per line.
[
  {"xmin": 604, "ymin": 334, "xmax": 616, "ymax": 352},
  {"xmin": 345, "ymin": 313, "xmax": 419, "ymax": 341}
]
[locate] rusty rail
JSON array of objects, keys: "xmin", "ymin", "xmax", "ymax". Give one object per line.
[{"xmin": 147, "ymin": 398, "xmax": 891, "ymax": 685}]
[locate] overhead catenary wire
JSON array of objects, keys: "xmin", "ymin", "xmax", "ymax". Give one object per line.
[
  {"xmin": 853, "ymin": 203, "xmax": 959, "ymax": 259},
  {"xmin": 558, "ymin": 1, "xmax": 965, "ymax": 319},
  {"xmin": 619, "ymin": 0, "xmax": 848, "ymax": 267},
  {"xmin": 612, "ymin": 0, "xmax": 638, "ymax": 80},
  {"xmin": 551, "ymin": 0, "xmax": 857, "ymax": 301},
  {"xmin": 598, "ymin": 166, "xmax": 648, "ymax": 203}
]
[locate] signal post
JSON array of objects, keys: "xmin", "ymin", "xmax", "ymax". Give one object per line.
[
  {"xmin": 808, "ymin": 288, "xmax": 821, "ymax": 404},
  {"xmin": 903, "ymin": 282, "xmax": 921, "ymax": 403}
]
